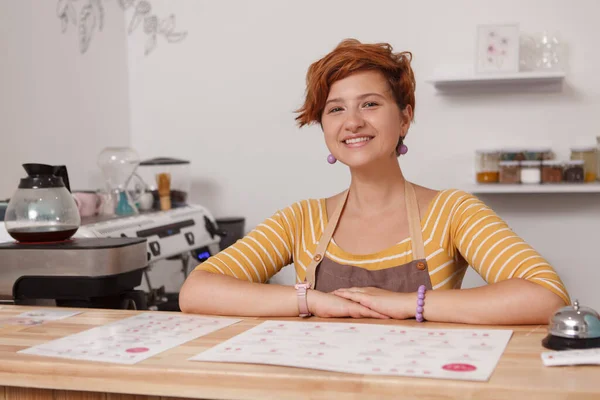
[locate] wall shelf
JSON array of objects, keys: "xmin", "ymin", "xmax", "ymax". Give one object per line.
[
  {"xmin": 427, "ymin": 70, "xmax": 565, "ymax": 91},
  {"xmin": 463, "ymin": 182, "xmax": 600, "ymax": 194}
]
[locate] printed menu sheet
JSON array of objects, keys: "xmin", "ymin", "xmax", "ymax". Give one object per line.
[
  {"xmin": 190, "ymin": 320, "xmax": 513, "ymax": 381},
  {"xmin": 542, "ymin": 348, "xmax": 600, "ymax": 366},
  {"xmin": 19, "ymin": 313, "xmax": 240, "ymax": 365},
  {"xmin": 0, "ymin": 309, "xmax": 82, "ymax": 327}
]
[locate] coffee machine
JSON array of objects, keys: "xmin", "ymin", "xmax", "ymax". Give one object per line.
[
  {"xmin": 0, "ymin": 159, "xmax": 224, "ymax": 311},
  {"xmin": 0, "ymin": 163, "xmax": 149, "ymax": 309}
]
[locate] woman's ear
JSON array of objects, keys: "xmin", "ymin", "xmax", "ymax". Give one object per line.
[
  {"xmin": 400, "ymin": 105, "xmax": 413, "ymax": 137},
  {"xmin": 402, "ymin": 105, "xmax": 413, "ymax": 123}
]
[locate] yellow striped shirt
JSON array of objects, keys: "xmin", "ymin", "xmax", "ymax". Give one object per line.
[{"xmin": 195, "ymin": 189, "xmax": 570, "ymax": 304}]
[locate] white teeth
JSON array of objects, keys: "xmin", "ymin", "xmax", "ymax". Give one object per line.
[{"xmin": 345, "ymin": 137, "xmax": 372, "ymax": 144}]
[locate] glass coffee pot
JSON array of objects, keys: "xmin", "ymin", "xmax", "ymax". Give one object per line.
[{"xmin": 4, "ymin": 164, "xmax": 81, "ymax": 242}]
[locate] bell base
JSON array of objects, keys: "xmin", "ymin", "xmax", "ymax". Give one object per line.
[{"xmin": 542, "ymin": 334, "xmax": 600, "ymax": 351}]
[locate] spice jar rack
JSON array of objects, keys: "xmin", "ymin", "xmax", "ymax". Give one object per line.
[{"xmin": 471, "ymin": 146, "xmax": 600, "ymax": 193}]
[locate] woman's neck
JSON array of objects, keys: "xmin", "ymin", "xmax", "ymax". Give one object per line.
[{"xmin": 346, "ymin": 157, "xmax": 406, "ymax": 217}]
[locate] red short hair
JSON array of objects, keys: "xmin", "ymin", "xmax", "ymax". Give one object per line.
[{"xmin": 295, "ymin": 39, "xmax": 416, "ymax": 127}]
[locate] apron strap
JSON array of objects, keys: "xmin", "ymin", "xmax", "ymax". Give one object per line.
[
  {"xmin": 304, "ymin": 189, "xmax": 349, "ymax": 288},
  {"xmin": 404, "ymin": 181, "xmax": 425, "ymax": 260},
  {"xmin": 303, "ymin": 181, "xmax": 425, "ymax": 288}
]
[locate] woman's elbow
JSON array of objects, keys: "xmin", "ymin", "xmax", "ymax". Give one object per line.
[
  {"xmin": 545, "ymin": 291, "xmax": 568, "ymax": 313},
  {"xmin": 534, "ymin": 287, "xmax": 568, "ymax": 323},
  {"xmin": 178, "ymin": 282, "xmax": 194, "ymax": 313},
  {"xmin": 179, "ymin": 291, "xmax": 193, "ymax": 314},
  {"xmin": 178, "ymin": 271, "xmax": 207, "ymax": 314}
]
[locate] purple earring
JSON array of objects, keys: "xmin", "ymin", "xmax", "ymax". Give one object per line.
[
  {"xmin": 327, "ymin": 154, "xmax": 337, "ymax": 164},
  {"xmin": 397, "ymin": 143, "xmax": 408, "ymax": 155}
]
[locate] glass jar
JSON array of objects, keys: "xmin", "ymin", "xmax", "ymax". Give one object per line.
[
  {"xmin": 563, "ymin": 160, "xmax": 585, "ymax": 183},
  {"xmin": 499, "ymin": 161, "xmax": 520, "ymax": 184},
  {"xmin": 570, "ymin": 146, "xmax": 597, "ymax": 182},
  {"xmin": 500, "ymin": 148, "xmax": 525, "ymax": 161},
  {"xmin": 541, "ymin": 160, "xmax": 563, "ymax": 183},
  {"xmin": 524, "ymin": 147, "xmax": 552, "ymax": 161},
  {"xmin": 520, "ymin": 161, "xmax": 541, "ymax": 184},
  {"xmin": 597, "ymin": 137, "xmax": 600, "ymax": 181},
  {"xmin": 136, "ymin": 157, "xmax": 191, "ymax": 210},
  {"xmin": 475, "ymin": 149, "xmax": 500, "ymax": 183}
]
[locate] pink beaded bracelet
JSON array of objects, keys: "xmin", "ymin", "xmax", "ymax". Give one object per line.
[{"xmin": 416, "ymin": 285, "xmax": 426, "ymax": 322}]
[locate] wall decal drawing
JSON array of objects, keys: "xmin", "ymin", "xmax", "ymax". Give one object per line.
[{"xmin": 56, "ymin": 0, "xmax": 187, "ymax": 55}]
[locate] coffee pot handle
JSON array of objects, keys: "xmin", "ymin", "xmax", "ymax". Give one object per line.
[{"xmin": 52, "ymin": 165, "xmax": 72, "ymax": 192}]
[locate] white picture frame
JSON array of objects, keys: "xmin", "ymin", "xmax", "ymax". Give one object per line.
[{"xmin": 475, "ymin": 24, "xmax": 520, "ymax": 74}]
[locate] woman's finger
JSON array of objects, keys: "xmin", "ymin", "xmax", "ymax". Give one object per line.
[
  {"xmin": 333, "ymin": 290, "xmax": 363, "ymax": 302},
  {"xmin": 363, "ymin": 307, "xmax": 390, "ymax": 319},
  {"xmin": 335, "ymin": 287, "xmax": 364, "ymax": 294},
  {"xmin": 335, "ymin": 291, "xmax": 377, "ymax": 309},
  {"xmin": 349, "ymin": 303, "xmax": 389, "ymax": 319}
]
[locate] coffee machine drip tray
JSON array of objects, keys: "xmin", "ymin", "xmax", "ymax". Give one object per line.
[{"xmin": 0, "ymin": 238, "xmax": 147, "ymax": 301}]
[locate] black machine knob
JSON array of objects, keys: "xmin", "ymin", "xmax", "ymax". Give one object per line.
[
  {"xmin": 149, "ymin": 241, "xmax": 161, "ymax": 256},
  {"xmin": 185, "ymin": 232, "xmax": 195, "ymax": 245},
  {"xmin": 204, "ymin": 216, "xmax": 227, "ymax": 239}
]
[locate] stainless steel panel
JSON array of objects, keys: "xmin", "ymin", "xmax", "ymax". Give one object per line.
[{"xmin": 0, "ymin": 241, "xmax": 147, "ymax": 296}]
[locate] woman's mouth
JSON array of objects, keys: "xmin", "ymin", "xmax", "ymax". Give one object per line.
[{"xmin": 343, "ymin": 136, "xmax": 373, "ymax": 147}]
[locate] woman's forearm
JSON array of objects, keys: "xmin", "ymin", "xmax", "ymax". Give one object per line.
[
  {"xmin": 179, "ymin": 270, "xmax": 299, "ymax": 317},
  {"xmin": 417, "ymin": 279, "xmax": 566, "ymax": 325}
]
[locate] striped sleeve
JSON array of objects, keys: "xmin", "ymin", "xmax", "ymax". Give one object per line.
[
  {"xmin": 194, "ymin": 207, "xmax": 295, "ymax": 283},
  {"xmin": 447, "ymin": 191, "xmax": 570, "ymax": 304}
]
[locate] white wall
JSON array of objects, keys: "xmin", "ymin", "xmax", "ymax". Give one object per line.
[
  {"xmin": 0, "ymin": 0, "xmax": 131, "ymax": 197},
  {"xmin": 128, "ymin": 0, "xmax": 600, "ymax": 309},
  {"xmin": 2, "ymin": 1, "xmax": 599, "ymax": 310}
]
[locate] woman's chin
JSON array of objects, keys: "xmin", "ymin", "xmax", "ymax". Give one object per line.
[{"xmin": 339, "ymin": 155, "xmax": 386, "ymax": 170}]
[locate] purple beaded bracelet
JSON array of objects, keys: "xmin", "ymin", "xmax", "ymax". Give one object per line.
[{"xmin": 416, "ymin": 285, "xmax": 426, "ymax": 322}]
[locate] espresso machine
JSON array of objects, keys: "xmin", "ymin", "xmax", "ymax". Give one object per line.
[
  {"xmin": 75, "ymin": 203, "xmax": 223, "ymax": 310},
  {"xmin": 79, "ymin": 150, "xmax": 223, "ymax": 310},
  {"xmin": 0, "ymin": 164, "xmax": 149, "ymax": 309}
]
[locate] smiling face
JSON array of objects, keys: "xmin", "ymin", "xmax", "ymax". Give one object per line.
[{"xmin": 320, "ymin": 70, "xmax": 412, "ymax": 169}]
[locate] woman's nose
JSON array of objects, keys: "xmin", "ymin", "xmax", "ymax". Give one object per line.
[{"xmin": 343, "ymin": 110, "xmax": 365, "ymax": 132}]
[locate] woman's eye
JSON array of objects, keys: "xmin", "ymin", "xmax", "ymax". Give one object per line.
[
  {"xmin": 328, "ymin": 107, "xmax": 343, "ymax": 113},
  {"xmin": 363, "ymin": 101, "xmax": 379, "ymax": 108}
]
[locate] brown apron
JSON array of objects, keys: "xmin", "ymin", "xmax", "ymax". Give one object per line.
[{"xmin": 304, "ymin": 181, "xmax": 433, "ymax": 293}]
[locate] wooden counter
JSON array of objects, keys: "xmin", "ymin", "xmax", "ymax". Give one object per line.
[{"xmin": 0, "ymin": 305, "xmax": 598, "ymax": 400}]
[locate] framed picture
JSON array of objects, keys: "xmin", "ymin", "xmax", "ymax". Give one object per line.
[{"xmin": 475, "ymin": 24, "xmax": 520, "ymax": 73}]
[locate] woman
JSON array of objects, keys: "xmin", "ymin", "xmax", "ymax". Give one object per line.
[{"xmin": 179, "ymin": 39, "xmax": 569, "ymax": 324}]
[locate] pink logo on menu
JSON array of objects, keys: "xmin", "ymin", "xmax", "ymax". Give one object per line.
[
  {"xmin": 442, "ymin": 363, "xmax": 477, "ymax": 372},
  {"xmin": 126, "ymin": 347, "xmax": 149, "ymax": 353}
]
